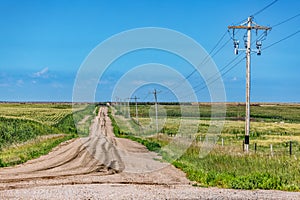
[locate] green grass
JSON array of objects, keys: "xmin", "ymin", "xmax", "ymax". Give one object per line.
[
  {"xmin": 173, "ymin": 147, "xmax": 300, "ymax": 191},
  {"xmin": 108, "ymin": 107, "xmax": 161, "ymax": 152},
  {"xmin": 0, "ymin": 103, "xmax": 85, "ymax": 125},
  {"xmin": 110, "ymin": 103, "xmax": 300, "ymax": 191},
  {"xmin": 0, "ymin": 103, "xmax": 97, "ymax": 167},
  {"xmin": 125, "ymin": 103, "xmax": 300, "ymax": 123},
  {"xmin": 0, "ymin": 134, "xmax": 76, "ymax": 167},
  {"xmin": 0, "ymin": 117, "xmax": 59, "ymax": 150}
]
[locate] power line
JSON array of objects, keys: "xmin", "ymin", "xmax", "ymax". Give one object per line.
[
  {"xmin": 191, "ymin": 54, "xmax": 243, "ymax": 91},
  {"xmin": 171, "ymin": 54, "xmax": 245, "ymax": 101},
  {"xmin": 157, "ymin": 12, "xmax": 274, "ymax": 98},
  {"xmin": 251, "ymin": 0, "xmax": 278, "ymax": 17},
  {"xmin": 168, "ymin": 0, "xmax": 282, "ymax": 96},
  {"xmin": 162, "ymin": 15, "xmax": 300, "ymax": 102},
  {"xmin": 178, "ymin": 55, "xmax": 246, "ymax": 100},
  {"xmin": 263, "ymin": 30, "xmax": 300, "ymax": 50},
  {"xmin": 272, "ymin": 13, "xmax": 300, "ymax": 28},
  {"xmin": 190, "ymin": 28, "xmax": 300, "ymax": 97},
  {"xmin": 195, "ymin": 56, "xmax": 246, "ymax": 93},
  {"xmin": 140, "ymin": 5, "xmax": 298, "ymax": 103},
  {"xmin": 169, "ymin": 13, "xmax": 299, "ymax": 103},
  {"xmin": 233, "ymin": 0, "xmax": 278, "ymax": 26},
  {"xmin": 162, "ymin": 31, "xmax": 230, "ymax": 93}
]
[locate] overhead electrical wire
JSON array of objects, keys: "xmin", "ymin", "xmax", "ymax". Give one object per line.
[
  {"xmin": 272, "ymin": 13, "xmax": 300, "ymax": 28},
  {"xmin": 173, "ymin": 25, "xmax": 300, "ymax": 100},
  {"xmin": 178, "ymin": 10, "xmax": 300, "ymax": 98},
  {"xmin": 251, "ymin": 0, "xmax": 278, "ymax": 17},
  {"xmin": 140, "ymin": 1, "xmax": 300, "ymax": 102},
  {"xmin": 232, "ymin": 0, "xmax": 279, "ymax": 26},
  {"xmin": 263, "ymin": 30, "xmax": 300, "ymax": 50},
  {"xmin": 181, "ymin": 29, "xmax": 300, "ymax": 100},
  {"xmin": 163, "ymin": 1, "xmax": 281, "ymax": 98},
  {"xmin": 174, "ymin": 56, "xmax": 246, "ymax": 100},
  {"xmin": 162, "ymin": 30, "xmax": 230, "ymax": 93}
]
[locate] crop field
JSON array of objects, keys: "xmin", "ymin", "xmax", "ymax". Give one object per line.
[
  {"xmin": 110, "ymin": 103, "xmax": 300, "ymax": 191},
  {"xmin": 0, "ymin": 103, "xmax": 86, "ymax": 125},
  {"xmin": 0, "ymin": 103, "xmax": 96, "ymax": 167}
]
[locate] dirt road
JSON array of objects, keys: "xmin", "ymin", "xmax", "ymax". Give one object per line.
[{"xmin": 0, "ymin": 107, "xmax": 299, "ymax": 199}]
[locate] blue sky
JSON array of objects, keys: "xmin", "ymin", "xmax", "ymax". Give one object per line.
[{"xmin": 0, "ymin": 0, "xmax": 299, "ymax": 102}]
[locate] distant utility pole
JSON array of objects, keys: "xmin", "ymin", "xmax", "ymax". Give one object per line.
[
  {"xmin": 152, "ymin": 89, "xmax": 160, "ymax": 134},
  {"xmin": 129, "ymin": 96, "xmax": 140, "ymax": 124},
  {"xmin": 125, "ymin": 98, "xmax": 131, "ymax": 118},
  {"xmin": 228, "ymin": 16, "xmax": 271, "ymax": 153},
  {"xmin": 122, "ymin": 98, "xmax": 126, "ymax": 117}
]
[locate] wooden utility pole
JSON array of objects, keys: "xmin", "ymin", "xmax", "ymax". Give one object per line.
[
  {"xmin": 228, "ymin": 16, "xmax": 271, "ymax": 152},
  {"xmin": 129, "ymin": 96, "xmax": 140, "ymax": 124},
  {"xmin": 134, "ymin": 96, "xmax": 139, "ymax": 124},
  {"xmin": 152, "ymin": 89, "xmax": 159, "ymax": 134}
]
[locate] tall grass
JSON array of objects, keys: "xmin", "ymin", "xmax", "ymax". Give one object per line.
[
  {"xmin": 111, "ymin": 103, "xmax": 300, "ymax": 191},
  {"xmin": 174, "ymin": 146, "xmax": 300, "ymax": 191},
  {"xmin": 0, "ymin": 134, "xmax": 75, "ymax": 167},
  {"xmin": 0, "ymin": 117, "xmax": 59, "ymax": 150},
  {"xmin": 0, "ymin": 103, "xmax": 97, "ymax": 167}
]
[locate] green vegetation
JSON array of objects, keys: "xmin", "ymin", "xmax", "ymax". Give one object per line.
[
  {"xmin": 0, "ymin": 103, "xmax": 97, "ymax": 167},
  {"xmin": 174, "ymin": 147, "xmax": 300, "ymax": 191},
  {"xmin": 110, "ymin": 103, "xmax": 300, "ymax": 191},
  {"xmin": 127, "ymin": 103, "xmax": 300, "ymax": 123},
  {"xmin": 0, "ymin": 117, "xmax": 58, "ymax": 150},
  {"xmin": 0, "ymin": 134, "xmax": 74, "ymax": 167},
  {"xmin": 0, "ymin": 103, "xmax": 81, "ymax": 125},
  {"xmin": 108, "ymin": 108, "xmax": 161, "ymax": 152}
]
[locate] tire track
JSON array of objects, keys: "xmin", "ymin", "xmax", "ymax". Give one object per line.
[
  {"xmin": 0, "ymin": 107, "xmax": 124, "ymax": 183},
  {"xmin": 0, "ymin": 106, "xmax": 189, "ymax": 191}
]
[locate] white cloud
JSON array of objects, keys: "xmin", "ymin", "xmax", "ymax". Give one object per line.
[
  {"xmin": 16, "ymin": 79, "xmax": 24, "ymax": 87},
  {"xmin": 231, "ymin": 76, "xmax": 238, "ymax": 81},
  {"xmin": 51, "ymin": 82, "xmax": 64, "ymax": 88},
  {"xmin": 131, "ymin": 80, "xmax": 146, "ymax": 85},
  {"xmin": 33, "ymin": 67, "xmax": 49, "ymax": 78},
  {"xmin": 98, "ymin": 80, "xmax": 111, "ymax": 85},
  {"xmin": 0, "ymin": 83, "xmax": 9, "ymax": 87}
]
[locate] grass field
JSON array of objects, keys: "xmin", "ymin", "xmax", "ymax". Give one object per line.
[
  {"xmin": 110, "ymin": 103, "xmax": 300, "ymax": 191},
  {"xmin": 0, "ymin": 103, "xmax": 96, "ymax": 167},
  {"xmin": 0, "ymin": 103, "xmax": 85, "ymax": 125}
]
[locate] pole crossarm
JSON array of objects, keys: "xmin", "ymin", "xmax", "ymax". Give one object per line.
[{"xmin": 228, "ymin": 25, "xmax": 271, "ymax": 30}]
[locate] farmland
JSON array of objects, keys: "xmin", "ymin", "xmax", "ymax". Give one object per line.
[
  {"xmin": 1, "ymin": 102, "xmax": 300, "ymax": 191},
  {"xmin": 110, "ymin": 103, "xmax": 300, "ymax": 191},
  {"xmin": 0, "ymin": 103, "xmax": 96, "ymax": 166}
]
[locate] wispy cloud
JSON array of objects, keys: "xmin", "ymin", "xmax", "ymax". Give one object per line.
[
  {"xmin": 232, "ymin": 76, "xmax": 238, "ymax": 81},
  {"xmin": 131, "ymin": 80, "xmax": 146, "ymax": 85},
  {"xmin": 0, "ymin": 83, "xmax": 10, "ymax": 87},
  {"xmin": 16, "ymin": 79, "xmax": 24, "ymax": 87},
  {"xmin": 51, "ymin": 82, "xmax": 64, "ymax": 88},
  {"xmin": 33, "ymin": 67, "xmax": 49, "ymax": 78}
]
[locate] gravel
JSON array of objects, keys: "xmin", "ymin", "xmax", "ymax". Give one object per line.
[{"xmin": 1, "ymin": 184, "xmax": 300, "ymax": 200}]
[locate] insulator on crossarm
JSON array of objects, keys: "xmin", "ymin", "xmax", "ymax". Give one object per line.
[
  {"xmin": 234, "ymin": 48, "xmax": 239, "ymax": 55},
  {"xmin": 256, "ymin": 41, "xmax": 262, "ymax": 55},
  {"xmin": 234, "ymin": 40, "xmax": 239, "ymax": 55}
]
